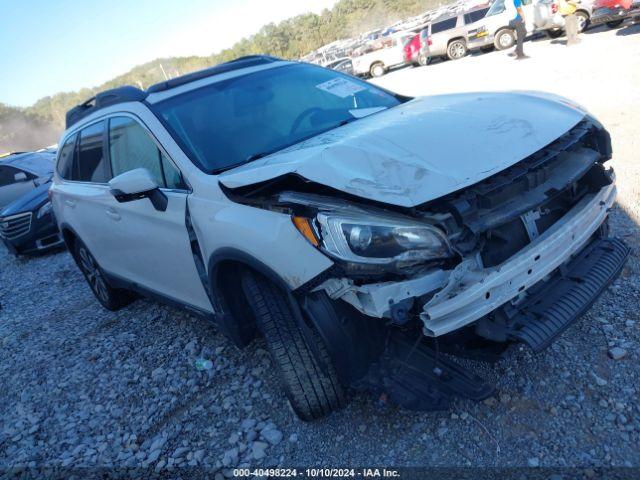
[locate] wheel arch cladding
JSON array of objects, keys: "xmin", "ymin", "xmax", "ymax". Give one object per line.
[{"xmin": 207, "ymin": 249, "xmax": 293, "ymax": 347}]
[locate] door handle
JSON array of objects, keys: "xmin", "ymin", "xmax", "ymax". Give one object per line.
[
  {"xmin": 65, "ymin": 199, "xmax": 76, "ymax": 208},
  {"xmin": 106, "ymin": 207, "xmax": 121, "ymax": 221}
]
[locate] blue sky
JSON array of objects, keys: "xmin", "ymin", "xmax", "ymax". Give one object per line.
[{"xmin": 0, "ymin": 0, "xmax": 337, "ymax": 107}]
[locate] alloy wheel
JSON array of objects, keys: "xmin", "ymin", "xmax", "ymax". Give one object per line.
[{"xmin": 78, "ymin": 247, "xmax": 110, "ymax": 303}]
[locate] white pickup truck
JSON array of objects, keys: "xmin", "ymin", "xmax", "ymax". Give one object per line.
[{"xmin": 351, "ymin": 32, "xmax": 414, "ymax": 78}]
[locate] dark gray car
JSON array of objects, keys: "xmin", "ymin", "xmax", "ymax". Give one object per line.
[{"xmin": 0, "ymin": 150, "xmax": 55, "ymax": 210}]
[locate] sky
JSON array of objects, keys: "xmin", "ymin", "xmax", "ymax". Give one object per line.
[{"xmin": 0, "ymin": 0, "xmax": 338, "ymax": 107}]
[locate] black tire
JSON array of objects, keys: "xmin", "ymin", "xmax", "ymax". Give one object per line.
[
  {"xmin": 606, "ymin": 19, "xmax": 624, "ymax": 28},
  {"xmin": 494, "ymin": 28, "xmax": 516, "ymax": 50},
  {"xmin": 546, "ymin": 28, "xmax": 565, "ymax": 38},
  {"xmin": 240, "ymin": 271, "xmax": 345, "ymax": 421},
  {"xmin": 447, "ymin": 39, "xmax": 467, "ymax": 60},
  {"xmin": 417, "ymin": 53, "xmax": 429, "ymax": 66},
  {"xmin": 575, "ymin": 11, "xmax": 590, "ymax": 32},
  {"xmin": 74, "ymin": 240, "xmax": 135, "ymax": 311},
  {"xmin": 369, "ymin": 62, "xmax": 385, "ymax": 78}
]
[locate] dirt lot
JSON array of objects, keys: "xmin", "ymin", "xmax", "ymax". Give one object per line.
[{"xmin": 1, "ymin": 22, "xmax": 639, "ymax": 475}]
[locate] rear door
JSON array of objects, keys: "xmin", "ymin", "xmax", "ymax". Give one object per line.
[
  {"xmin": 55, "ymin": 121, "xmax": 121, "ymax": 267},
  {"xmin": 103, "ymin": 115, "xmax": 211, "ymax": 311},
  {"xmin": 0, "ymin": 165, "xmax": 36, "ymax": 209}
]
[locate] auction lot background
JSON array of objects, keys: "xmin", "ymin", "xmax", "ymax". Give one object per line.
[{"xmin": 0, "ymin": 0, "xmax": 639, "ymax": 477}]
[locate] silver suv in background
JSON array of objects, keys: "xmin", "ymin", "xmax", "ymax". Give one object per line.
[{"xmin": 422, "ymin": 0, "xmax": 565, "ymax": 62}]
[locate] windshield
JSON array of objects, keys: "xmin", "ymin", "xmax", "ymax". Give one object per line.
[{"xmin": 153, "ymin": 63, "xmax": 402, "ymax": 173}]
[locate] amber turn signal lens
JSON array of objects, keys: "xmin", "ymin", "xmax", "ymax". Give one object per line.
[{"xmin": 292, "ymin": 216, "xmax": 319, "ymax": 247}]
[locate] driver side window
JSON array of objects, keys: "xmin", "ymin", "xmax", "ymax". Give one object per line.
[
  {"xmin": 487, "ymin": 0, "xmax": 506, "ymax": 15},
  {"xmin": 108, "ymin": 116, "xmax": 186, "ymax": 190}
]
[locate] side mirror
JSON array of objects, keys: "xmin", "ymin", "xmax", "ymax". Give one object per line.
[
  {"xmin": 14, "ymin": 172, "xmax": 28, "ymax": 182},
  {"xmin": 108, "ymin": 168, "xmax": 167, "ymax": 212}
]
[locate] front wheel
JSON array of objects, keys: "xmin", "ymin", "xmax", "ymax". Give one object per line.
[
  {"xmin": 417, "ymin": 53, "xmax": 429, "ymax": 66},
  {"xmin": 494, "ymin": 29, "xmax": 516, "ymax": 50},
  {"xmin": 74, "ymin": 240, "xmax": 135, "ymax": 311},
  {"xmin": 447, "ymin": 40, "xmax": 468, "ymax": 60},
  {"xmin": 606, "ymin": 19, "xmax": 624, "ymax": 28},
  {"xmin": 369, "ymin": 62, "xmax": 385, "ymax": 78},
  {"xmin": 241, "ymin": 271, "xmax": 345, "ymax": 421}
]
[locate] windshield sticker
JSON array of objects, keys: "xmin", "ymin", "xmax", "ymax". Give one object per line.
[{"xmin": 316, "ymin": 78, "xmax": 366, "ymax": 98}]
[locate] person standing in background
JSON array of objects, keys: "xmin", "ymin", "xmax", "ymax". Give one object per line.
[
  {"xmin": 559, "ymin": 0, "xmax": 581, "ymax": 45},
  {"xmin": 509, "ymin": 0, "xmax": 529, "ymax": 59}
]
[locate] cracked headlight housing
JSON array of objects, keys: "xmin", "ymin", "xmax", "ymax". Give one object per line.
[{"xmin": 315, "ymin": 212, "xmax": 452, "ymax": 267}]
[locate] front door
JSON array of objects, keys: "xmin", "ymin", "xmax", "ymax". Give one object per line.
[{"xmin": 103, "ymin": 115, "xmax": 211, "ymax": 312}]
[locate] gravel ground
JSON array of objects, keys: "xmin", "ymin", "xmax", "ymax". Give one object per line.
[{"xmin": 1, "ymin": 21, "xmax": 639, "ymax": 475}]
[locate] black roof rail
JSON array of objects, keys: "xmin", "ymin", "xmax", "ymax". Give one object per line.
[
  {"xmin": 65, "ymin": 86, "xmax": 147, "ymax": 129},
  {"xmin": 65, "ymin": 55, "xmax": 284, "ymax": 129},
  {"xmin": 146, "ymin": 55, "xmax": 282, "ymax": 93}
]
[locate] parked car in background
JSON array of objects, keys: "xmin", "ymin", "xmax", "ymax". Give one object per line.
[
  {"xmin": 545, "ymin": 0, "xmax": 593, "ymax": 37},
  {"xmin": 449, "ymin": 0, "xmax": 565, "ymax": 54},
  {"xmin": 324, "ymin": 57, "xmax": 354, "ymax": 75},
  {"xmin": 422, "ymin": 7, "xmax": 491, "ymax": 61},
  {"xmin": 351, "ymin": 31, "xmax": 415, "ymax": 77},
  {"xmin": 0, "ymin": 178, "xmax": 64, "ymax": 255},
  {"xmin": 51, "ymin": 56, "xmax": 628, "ymax": 420},
  {"xmin": 0, "ymin": 149, "xmax": 55, "ymax": 210},
  {"xmin": 590, "ymin": 0, "xmax": 638, "ymax": 27},
  {"xmin": 402, "ymin": 32, "xmax": 423, "ymax": 65}
]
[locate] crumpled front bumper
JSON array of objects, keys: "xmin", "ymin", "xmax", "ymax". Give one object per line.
[{"xmin": 420, "ymin": 183, "xmax": 617, "ymax": 337}]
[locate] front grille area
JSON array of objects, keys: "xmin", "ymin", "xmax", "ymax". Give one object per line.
[
  {"xmin": 422, "ymin": 120, "xmax": 613, "ymax": 267},
  {"xmin": 0, "ymin": 212, "xmax": 32, "ymax": 240}
]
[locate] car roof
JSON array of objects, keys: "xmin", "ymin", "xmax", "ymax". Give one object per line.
[
  {"xmin": 0, "ymin": 150, "xmax": 55, "ymax": 177},
  {"xmin": 65, "ymin": 55, "xmax": 282, "ymax": 130}
]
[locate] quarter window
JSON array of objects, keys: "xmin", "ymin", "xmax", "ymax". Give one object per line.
[
  {"xmin": 77, "ymin": 121, "xmax": 110, "ymax": 183},
  {"xmin": 108, "ymin": 116, "xmax": 185, "ymax": 189},
  {"xmin": 57, "ymin": 133, "xmax": 78, "ymax": 180}
]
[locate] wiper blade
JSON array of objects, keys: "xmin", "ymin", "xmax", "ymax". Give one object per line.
[{"xmin": 210, "ymin": 150, "xmax": 276, "ymax": 175}]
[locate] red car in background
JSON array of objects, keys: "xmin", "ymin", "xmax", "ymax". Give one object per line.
[
  {"xmin": 591, "ymin": 0, "xmax": 638, "ymax": 27},
  {"xmin": 403, "ymin": 29, "xmax": 431, "ymax": 66}
]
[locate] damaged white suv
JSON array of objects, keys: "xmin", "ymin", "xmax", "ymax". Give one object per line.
[{"xmin": 51, "ymin": 55, "xmax": 629, "ymax": 420}]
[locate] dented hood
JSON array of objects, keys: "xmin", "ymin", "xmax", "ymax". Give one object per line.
[{"xmin": 219, "ymin": 91, "xmax": 586, "ymax": 207}]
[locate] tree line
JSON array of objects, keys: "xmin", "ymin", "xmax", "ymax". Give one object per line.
[{"xmin": 1, "ymin": 0, "xmax": 442, "ymax": 152}]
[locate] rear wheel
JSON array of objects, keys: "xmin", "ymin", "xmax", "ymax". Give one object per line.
[
  {"xmin": 495, "ymin": 29, "xmax": 516, "ymax": 50},
  {"xmin": 417, "ymin": 53, "xmax": 429, "ymax": 66},
  {"xmin": 240, "ymin": 271, "xmax": 345, "ymax": 421},
  {"xmin": 447, "ymin": 39, "xmax": 468, "ymax": 60},
  {"xmin": 74, "ymin": 240, "xmax": 135, "ymax": 311},
  {"xmin": 606, "ymin": 19, "xmax": 624, "ymax": 28},
  {"xmin": 369, "ymin": 62, "xmax": 385, "ymax": 78}
]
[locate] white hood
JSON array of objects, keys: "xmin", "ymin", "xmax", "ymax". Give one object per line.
[{"xmin": 219, "ymin": 91, "xmax": 586, "ymax": 208}]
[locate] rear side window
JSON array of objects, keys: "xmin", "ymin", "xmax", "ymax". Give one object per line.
[
  {"xmin": 431, "ymin": 17, "xmax": 457, "ymax": 34},
  {"xmin": 57, "ymin": 133, "xmax": 78, "ymax": 180},
  {"xmin": 77, "ymin": 121, "xmax": 110, "ymax": 183},
  {"xmin": 109, "ymin": 116, "xmax": 185, "ymax": 190}
]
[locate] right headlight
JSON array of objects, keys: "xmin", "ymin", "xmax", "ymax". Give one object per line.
[{"xmin": 313, "ymin": 211, "xmax": 452, "ymax": 266}]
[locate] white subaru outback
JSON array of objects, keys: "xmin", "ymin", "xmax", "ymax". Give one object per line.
[{"xmin": 51, "ymin": 55, "xmax": 629, "ymax": 420}]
